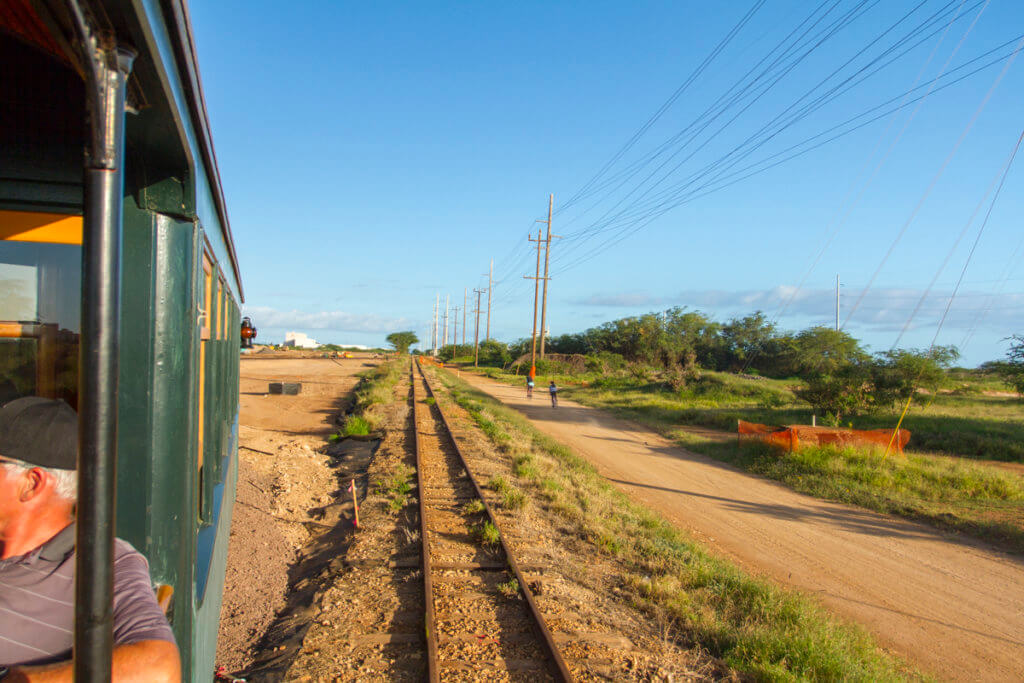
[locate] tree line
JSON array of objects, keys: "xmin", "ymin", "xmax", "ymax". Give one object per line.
[{"xmin": 403, "ymin": 307, "xmax": 1023, "ymax": 423}]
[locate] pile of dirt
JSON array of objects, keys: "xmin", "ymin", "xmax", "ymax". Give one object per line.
[
  {"xmin": 216, "ymin": 358, "xmax": 373, "ymax": 675},
  {"xmin": 216, "ymin": 428, "xmax": 342, "ymax": 673},
  {"xmin": 216, "ymin": 454, "xmax": 295, "ymax": 672}
]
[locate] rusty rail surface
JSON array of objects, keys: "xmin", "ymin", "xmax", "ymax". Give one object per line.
[
  {"xmin": 410, "ymin": 361, "xmax": 440, "ymax": 683},
  {"xmin": 414, "ymin": 358, "xmax": 573, "ymax": 682}
]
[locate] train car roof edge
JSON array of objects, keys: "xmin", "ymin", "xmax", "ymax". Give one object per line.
[{"xmin": 157, "ymin": 0, "xmax": 244, "ymax": 302}]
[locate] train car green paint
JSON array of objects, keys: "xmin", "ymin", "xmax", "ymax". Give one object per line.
[{"xmin": 1, "ymin": 3, "xmax": 243, "ymax": 680}]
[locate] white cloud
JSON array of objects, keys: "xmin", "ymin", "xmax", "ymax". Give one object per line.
[
  {"xmin": 574, "ymin": 292, "xmax": 665, "ymax": 307},
  {"xmin": 241, "ymin": 305, "xmax": 411, "ymax": 333}
]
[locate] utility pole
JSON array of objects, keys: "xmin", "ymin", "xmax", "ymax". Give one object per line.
[
  {"xmin": 523, "ymin": 229, "xmax": 544, "ymax": 376},
  {"xmin": 463, "ymin": 288, "xmax": 467, "ymax": 345},
  {"xmin": 538, "ymin": 194, "xmax": 560, "ymax": 357},
  {"xmin": 432, "ymin": 294, "xmax": 439, "ymax": 356},
  {"xmin": 443, "ymin": 295, "xmax": 450, "ymax": 349},
  {"xmin": 835, "ymin": 274, "xmax": 840, "ymax": 331},
  {"xmin": 452, "ymin": 306, "xmax": 459, "ymax": 349},
  {"xmin": 486, "ymin": 258, "xmax": 493, "ymax": 340},
  {"xmin": 473, "ymin": 288, "xmax": 484, "ymax": 366}
]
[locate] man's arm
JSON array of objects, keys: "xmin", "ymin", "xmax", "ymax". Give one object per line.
[{"xmin": 7, "ymin": 639, "xmax": 181, "ymax": 683}]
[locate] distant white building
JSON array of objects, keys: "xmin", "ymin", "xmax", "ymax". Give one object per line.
[{"xmin": 283, "ymin": 331, "xmax": 320, "ymax": 349}]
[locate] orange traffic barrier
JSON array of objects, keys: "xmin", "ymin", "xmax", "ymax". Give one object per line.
[{"xmin": 738, "ymin": 420, "xmax": 910, "ymax": 455}]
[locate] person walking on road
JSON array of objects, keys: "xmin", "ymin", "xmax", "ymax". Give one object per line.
[
  {"xmin": 549, "ymin": 380, "xmax": 558, "ymax": 408},
  {"xmin": 526, "ymin": 376, "xmax": 534, "ymax": 399}
]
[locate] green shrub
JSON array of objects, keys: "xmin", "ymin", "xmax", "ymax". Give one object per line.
[
  {"xmin": 502, "ymin": 487, "xmax": 527, "ymax": 510},
  {"xmin": 378, "ymin": 464, "xmax": 413, "ymax": 513},
  {"xmin": 474, "ymin": 521, "xmax": 500, "ymax": 546},
  {"xmin": 344, "ymin": 416, "xmax": 372, "ymax": 436},
  {"xmin": 488, "ymin": 475, "xmax": 511, "ymax": 494},
  {"xmin": 585, "ymin": 351, "xmax": 627, "ymax": 373},
  {"xmin": 497, "ymin": 577, "xmax": 520, "ymax": 598}
]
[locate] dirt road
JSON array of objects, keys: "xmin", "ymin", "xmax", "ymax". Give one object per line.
[{"xmin": 459, "ymin": 372, "xmax": 1024, "ymax": 681}]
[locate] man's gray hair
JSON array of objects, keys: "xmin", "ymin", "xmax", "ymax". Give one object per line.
[{"xmin": 2, "ymin": 458, "xmax": 77, "ymax": 502}]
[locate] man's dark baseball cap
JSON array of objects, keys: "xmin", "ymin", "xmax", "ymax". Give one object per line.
[{"xmin": 0, "ymin": 397, "xmax": 77, "ymax": 470}]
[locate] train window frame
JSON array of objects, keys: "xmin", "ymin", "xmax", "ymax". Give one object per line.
[
  {"xmin": 0, "ymin": 210, "xmax": 83, "ymax": 408},
  {"xmin": 197, "ymin": 244, "xmax": 230, "ymax": 531},
  {"xmin": 195, "ymin": 250, "xmax": 237, "ymax": 604},
  {"xmin": 213, "ymin": 277, "xmax": 221, "ymax": 343},
  {"xmin": 218, "ymin": 278, "xmax": 227, "ymax": 340},
  {"xmin": 197, "ymin": 251, "xmax": 212, "ymax": 523}
]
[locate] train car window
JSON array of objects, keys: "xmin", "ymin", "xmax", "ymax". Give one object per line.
[
  {"xmin": 212, "ymin": 276, "xmax": 228, "ymax": 483},
  {"xmin": 197, "ymin": 254, "xmax": 212, "ymax": 520},
  {"xmin": 0, "ymin": 211, "xmax": 82, "ymax": 408},
  {"xmin": 213, "ymin": 277, "xmax": 222, "ymax": 342},
  {"xmin": 220, "ymin": 281, "xmax": 227, "ymax": 340}
]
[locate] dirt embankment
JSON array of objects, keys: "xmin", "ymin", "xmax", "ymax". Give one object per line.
[
  {"xmin": 216, "ymin": 357, "xmax": 374, "ymax": 674},
  {"xmin": 459, "ymin": 372, "xmax": 1024, "ymax": 682}
]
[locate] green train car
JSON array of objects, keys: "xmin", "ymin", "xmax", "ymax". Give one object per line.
[{"xmin": 1, "ymin": 0, "xmax": 241, "ymax": 679}]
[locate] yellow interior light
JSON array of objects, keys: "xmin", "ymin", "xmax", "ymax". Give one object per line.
[{"xmin": 0, "ymin": 211, "xmax": 83, "ymax": 245}]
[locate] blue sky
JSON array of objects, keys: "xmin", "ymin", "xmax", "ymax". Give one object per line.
[{"xmin": 191, "ymin": 1, "xmax": 1024, "ymax": 366}]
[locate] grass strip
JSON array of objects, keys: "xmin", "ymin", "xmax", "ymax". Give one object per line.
[
  {"xmin": 674, "ymin": 433, "xmax": 1024, "ymax": 553},
  {"xmin": 353, "ymin": 359, "xmax": 404, "ymax": 415},
  {"xmin": 477, "ymin": 365, "xmax": 1024, "ymax": 463},
  {"xmin": 429, "ymin": 367, "xmax": 915, "ymax": 682},
  {"xmin": 330, "ymin": 358, "xmax": 404, "ymax": 440},
  {"xmin": 473, "ymin": 367, "xmax": 1024, "ymax": 553}
]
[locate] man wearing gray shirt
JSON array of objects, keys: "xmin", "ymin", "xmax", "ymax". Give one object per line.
[{"xmin": 0, "ymin": 398, "xmax": 179, "ymax": 682}]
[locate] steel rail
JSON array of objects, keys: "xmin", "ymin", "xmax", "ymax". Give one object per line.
[
  {"xmin": 415, "ymin": 359, "xmax": 573, "ymax": 682},
  {"xmin": 410, "ymin": 362, "xmax": 440, "ymax": 682}
]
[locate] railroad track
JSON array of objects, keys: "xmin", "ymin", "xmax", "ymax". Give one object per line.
[{"xmin": 412, "ymin": 359, "xmax": 572, "ymax": 682}]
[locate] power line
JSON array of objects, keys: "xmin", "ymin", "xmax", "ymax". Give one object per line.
[
  {"xmin": 930, "ymin": 125, "xmax": 1024, "ymax": 350},
  {"xmin": 549, "ymin": 1, "xmax": 996, "ymax": 276},
  {"xmin": 559, "ymin": 0, "xmax": 769, "ymax": 215},
  {"xmin": 761, "ymin": 0, "xmax": 983, "ymax": 352},
  {"xmin": 843, "ymin": 31, "xmax": 1024, "ymax": 329},
  {"xmin": 554, "ymin": 0, "xmax": 981, "ymax": 262},
  {"xmin": 558, "ymin": 0, "xmax": 878, "ymax": 246},
  {"xmin": 556, "ymin": 0, "xmax": 927, "ymax": 247},
  {"xmin": 554, "ymin": 7, "xmax": 1007, "ymax": 281},
  {"xmin": 557, "ymin": 0, "xmax": 850, "ymax": 228}
]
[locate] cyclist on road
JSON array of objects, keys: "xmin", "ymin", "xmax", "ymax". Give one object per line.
[
  {"xmin": 526, "ymin": 376, "xmax": 534, "ymax": 399},
  {"xmin": 549, "ymin": 380, "xmax": 558, "ymax": 408}
]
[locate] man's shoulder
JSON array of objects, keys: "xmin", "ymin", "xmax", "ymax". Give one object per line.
[
  {"xmin": 114, "ymin": 537, "xmax": 143, "ymax": 557},
  {"xmin": 113, "ymin": 538, "xmax": 153, "ymax": 573}
]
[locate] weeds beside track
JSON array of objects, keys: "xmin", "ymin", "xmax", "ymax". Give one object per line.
[{"xmin": 429, "ymin": 367, "xmax": 914, "ymax": 681}]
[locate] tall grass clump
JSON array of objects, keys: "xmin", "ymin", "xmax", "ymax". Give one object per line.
[
  {"xmin": 474, "ymin": 521, "xmax": 500, "ymax": 546},
  {"xmin": 488, "ymin": 474, "xmax": 527, "ymax": 510},
  {"xmin": 342, "ymin": 415, "xmax": 371, "ymax": 436},
  {"xmin": 332, "ymin": 359, "xmax": 403, "ymax": 437},
  {"xmin": 354, "ymin": 360, "xmax": 403, "ymax": 412},
  {"xmin": 377, "ymin": 463, "xmax": 413, "ymax": 513}
]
